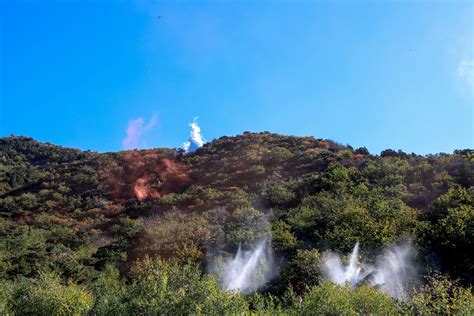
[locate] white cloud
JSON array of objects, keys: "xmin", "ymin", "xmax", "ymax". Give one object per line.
[{"xmin": 122, "ymin": 115, "xmax": 157, "ymax": 149}]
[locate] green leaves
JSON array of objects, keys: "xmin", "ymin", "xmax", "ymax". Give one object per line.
[
  {"xmin": 422, "ymin": 187, "xmax": 474, "ymax": 283},
  {"xmin": 4, "ymin": 272, "xmax": 94, "ymax": 316},
  {"xmin": 295, "ymin": 282, "xmax": 404, "ymax": 315},
  {"xmin": 286, "ymin": 189, "xmax": 418, "ymax": 252},
  {"xmin": 107, "ymin": 257, "xmax": 248, "ymax": 315},
  {"xmin": 411, "ymin": 272, "xmax": 474, "ymax": 315}
]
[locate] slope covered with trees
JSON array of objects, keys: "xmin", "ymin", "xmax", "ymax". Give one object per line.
[{"xmin": 0, "ymin": 134, "xmax": 473, "ymax": 314}]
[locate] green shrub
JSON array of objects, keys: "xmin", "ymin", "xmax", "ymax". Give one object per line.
[
  {"xmin": 5, "ymin": 272, "xmax": 94, "ymax": 315},
  {"xmin": 295, "ymin": 281, "xmax": 403, "ymax": 315},
  {"xmin": 123, "ymin": 257, "xmax": 249, "ymax": 315},
  {"xmin": 272, "ymin": 220, "xmax": 297, "ymax": 254},
  {"xmin": 263, "ymin": 181, "xmax": 296, "ymax": 207},
  {"xmin": 411, "ymin": 272, "xmax": 474, "ymax": 315},
  {"xmin": 226, "ymin": 207, "xmax": 270, "ymax": 248},
  {"xmin": 89, "ymin": 265, "xmax": 127, "ymax": 315},
  {"xmin": 281, "ymin": 249, "xmax": 322, "ymax": 293}
]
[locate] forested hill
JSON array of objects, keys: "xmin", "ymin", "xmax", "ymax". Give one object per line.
[{"xmin": 0, "ymin": 134, "xmax": 473, "ymax": 314}]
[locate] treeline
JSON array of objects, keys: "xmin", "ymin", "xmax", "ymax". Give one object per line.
[{"xmin": 0, "ymin": 134, "xmax": 473, "ymax": 314}]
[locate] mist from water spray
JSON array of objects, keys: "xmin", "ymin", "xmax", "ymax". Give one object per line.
[
  {"xmin": 220, "ymin": 240, "xmax": 274, "ymax": 293},
  {"xmin": 322, "ymin": 242, "xmax": 417, "ymax": 300},
  {"xmin": 371, "ymin": 244, "xmax": 416, "ymax": 299},
  {"xmin": 324, "ymin": 242, "xmax": 367, "ymax": 286}
]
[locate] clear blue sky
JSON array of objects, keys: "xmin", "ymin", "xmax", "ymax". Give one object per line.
[{"xmin": 1, "ymin": 0, "xmax": 473, "ymax": 154}]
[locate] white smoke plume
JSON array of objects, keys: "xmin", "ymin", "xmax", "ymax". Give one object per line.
[
  {"xmin": 183, "ymin": 117, "xmax": 206, "ymax": 153},
  {"xmin": 219, "ymin": 240, "xmax": 275, "ymax": 293},
  {"xmin": 322, "ymin": 242, "xmax": 418, "ymax": 300}
]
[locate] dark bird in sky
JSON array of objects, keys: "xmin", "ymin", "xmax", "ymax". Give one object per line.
[{"xmin": 156, "ymin": 16, "xmax": 161, "ymax": 20}]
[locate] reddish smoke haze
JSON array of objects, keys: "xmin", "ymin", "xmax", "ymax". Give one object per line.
[{"xmin": 102, "ymin": 150, "xmax": 190, "ymax": 201}]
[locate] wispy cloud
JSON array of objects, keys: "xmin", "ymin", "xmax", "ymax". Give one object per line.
[
  {"xmin": 458, "ymin": 59, "xmax": 474, "ymax": 89},
  {"xmin": 122, "ymin": 115, "xmax": 157, "ymax": 149}
]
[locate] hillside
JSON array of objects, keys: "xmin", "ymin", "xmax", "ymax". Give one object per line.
[{"xmin": 0, "ymin": 133, "xmax": 473, "ymax": 314}]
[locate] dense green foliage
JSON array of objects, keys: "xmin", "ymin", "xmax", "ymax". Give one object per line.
[{"xmin": 0, "ymin": 134, "xmax": 473, "ymax": 314}]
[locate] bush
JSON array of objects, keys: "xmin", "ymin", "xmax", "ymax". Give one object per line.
[
  {"xmin": 5, "ymin": 272, "xmax": 94, "ymax": 315},
  {"xmin": 295, "ymin": 281, "xmax": 403, "ymax": 315},
  {"xmin": 226, "ymin": 207, "xmax": 270, "ymax": 248},
  {"xmin": 123, "ymin": 257, "xmax": 248, "ymax": 315},
  {"xmin": 423, "ymin": 187, "xmax": 474, "ymax": 283},
  {"xmin": 411, "ymin": 272, "xmax": 474, "ymax": 315},
  {"xmin": 263, "ymin": 181, "xmax": 296, "ymax": 207},
  {"xmin": 89, "ymin": 265, "xmax": 127, "ymax": 315},
  {"xmin": 272, "ymin": 220, "xmax": 297, "ymax": 254},
  {"xmin": 281, "ymin": 249, "xmax": 322, "ymax": 293},
  {"xmin": 287, "ymin": 189, "xmax": 418, "ymax": 252}
]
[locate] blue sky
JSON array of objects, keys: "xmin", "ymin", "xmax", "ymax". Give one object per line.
[{"xmin": 1, "ymin": 0, "xmax": 473, "ymax": 154}]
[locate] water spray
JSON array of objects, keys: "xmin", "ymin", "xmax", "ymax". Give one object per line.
[
  {"xmin": 322, "ymin": 242, "xmax": 418, "ymax": 300},
  {"xmin": 220, "ymin": 240, "xmax": 274, "ymax": 293}
]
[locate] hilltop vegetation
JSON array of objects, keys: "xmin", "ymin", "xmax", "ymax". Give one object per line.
[{"xmin": 0, "ymin": 133, "xmax": 473, "ymax": 314}]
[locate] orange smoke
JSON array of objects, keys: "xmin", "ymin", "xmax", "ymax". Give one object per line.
[
  {"xmin": 133, "ymin": 177, "xmax": 159, "ymax": 201},
  {"xmin": 101, "ymin": 150, "xmax": 190, "ymax": 201}
]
